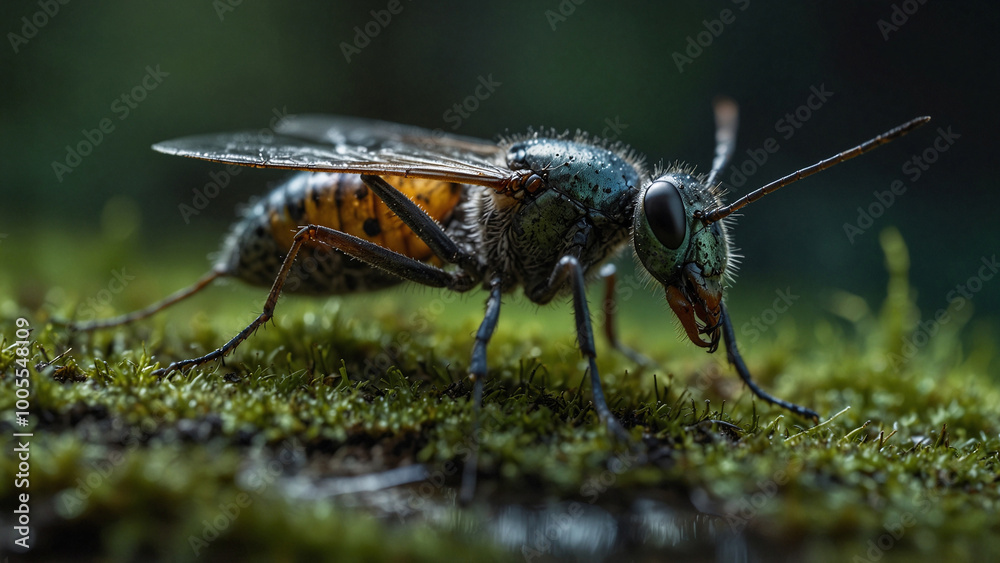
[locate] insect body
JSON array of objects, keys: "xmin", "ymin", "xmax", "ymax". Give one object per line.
[
  {"xmin": 222, "ymin": 172, "xmax": 464, "ymax": 294},
  {"xmin": 70, "ymin": 104, "xmax": 929, "ymax": 489}
]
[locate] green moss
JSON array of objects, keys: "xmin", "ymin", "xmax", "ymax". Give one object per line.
[{"xmin": 1, "ymin": 227, "xmax": 998, "ymax": 561}]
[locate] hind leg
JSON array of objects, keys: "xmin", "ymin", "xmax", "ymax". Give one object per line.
[
  {"xmin": 60, "ymin": 269, "xmax": 226, "ymax": 332},
  {"xmin": 153, "ymin": 224, "xmax": 474, "ymax": 376}
]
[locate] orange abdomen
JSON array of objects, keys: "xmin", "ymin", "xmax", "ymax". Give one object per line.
[
  {"xmin": 268, "ymin": 174, "xmax": 462, "ymax": 263},
  {"xmin": 215, "ymin": 172, "xmax": 465, "ymax": 295}
]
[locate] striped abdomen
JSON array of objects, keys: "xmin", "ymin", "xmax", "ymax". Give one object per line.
[{"xmin": 216, "ymin": 172, "xmax": 463, "ymax": 294}]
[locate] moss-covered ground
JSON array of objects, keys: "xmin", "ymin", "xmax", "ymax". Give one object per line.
[{"xmin": 1, "ymin": 228, "xmax": 998, "ymax": 562}]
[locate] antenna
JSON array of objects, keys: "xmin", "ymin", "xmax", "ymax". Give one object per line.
[
  {"xmin": 700, "ymin": 115, "xmax": 931, "ymax": 223},
  {"xmin": 706, "ymin": 97, "xmax": 739, "ymax": 187}
]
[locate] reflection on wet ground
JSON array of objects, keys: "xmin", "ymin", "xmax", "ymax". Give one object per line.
[
  {"xmin": 489, "ymin": 500, "xmax": 748, "ymax": 561},
  {"xmin": 278, "ymin": 466, "xmax": 779, "ymax": 562}
]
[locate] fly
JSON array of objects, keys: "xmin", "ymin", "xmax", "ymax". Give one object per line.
[{"xmin": 67, "ymin": 101, "xmax": 929, "ymax": 500}]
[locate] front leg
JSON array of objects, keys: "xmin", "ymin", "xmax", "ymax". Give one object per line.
[
  {"xmin": 719, "ymin": 301, "xmax": 820, "ymax": 421},
  {"xmin": 533, "ymin": 256, "xmax": 629, "ymax": 441}
]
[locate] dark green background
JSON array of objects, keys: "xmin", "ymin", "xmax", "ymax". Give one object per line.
[{"xmin": 2, "ymin": 1, "xmax": 997, "ymax": 322}]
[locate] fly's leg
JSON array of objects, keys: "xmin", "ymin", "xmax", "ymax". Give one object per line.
[
  {"xmin": 307, "ymin": 225, "xmax": 467, "ymax": 288},
  {"xmin": 359, "ymin": 175, "xmax": 503, "ymax": 502},
  {"xmin": 154, "ymin": 225, "xmax": 473, "ymax": 376},
  {"xmin": 59, "ymin": 269, "xmax": 226, "ymax": 331},
  {"xmin": 719, "ymin": 301, "xmax": 820, "ymax": 421},
  {"xmin": 154, "ymin": 173, "xmax": 484, "ymax": 374},
  {"xmin": 599, "ymin": 263, "xmax": 656, "ymax": 369},
  {"xmin": 359, "ymin": 175, "xmax": 479, "ymax": 273},
  {"xmin": 459, "ymin": 277, "xmax": 502, "ymax": 505},
  {"xmin": 533, "ymin": 254, "xmax": 629, "ymax": 441}
]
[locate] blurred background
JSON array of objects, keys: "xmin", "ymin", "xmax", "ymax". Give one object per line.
[{"xmin": 1, "ymin": 0, "xmax": 997, "ymax": 329}]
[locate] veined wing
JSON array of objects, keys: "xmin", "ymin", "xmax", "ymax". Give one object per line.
[
  {"xmin": 152, "ymin": 130, "xmax": 519, "ymax": 190},
  {"xmin": 275, "ymin": 114, "xmax": 506, "ymax": 162}
]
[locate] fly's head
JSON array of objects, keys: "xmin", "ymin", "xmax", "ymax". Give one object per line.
[
  {"xmin": 629, "ymin": 110, "xmax": 931, "ymax": 354},
  {"xmin": 632, "ymin": 170, "xmax": 731, "ymax": 351}
]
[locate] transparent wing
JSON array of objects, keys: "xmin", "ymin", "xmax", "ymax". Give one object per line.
[
  {"xmin": 152, "ymin": 116, "xmax": 517, "ymax": 190},
  {"xmin": 276, "ymin": 114, "xmax": 506, "ymax": 161}
]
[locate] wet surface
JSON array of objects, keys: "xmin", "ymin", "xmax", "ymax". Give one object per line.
[{"xmin": 272, "ymin": 463, "xmax": 793, "ymax": 562}]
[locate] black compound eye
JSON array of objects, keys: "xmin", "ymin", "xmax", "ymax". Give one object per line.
[{"xmin": 644, "ymin": 180, "xmax": 687, "ymax": 250}]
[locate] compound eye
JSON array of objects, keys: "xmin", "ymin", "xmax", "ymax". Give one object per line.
[
  {"xmin": 507, "ymin": 144, "xmax": 528, "ymax": 170},
  {"xmin": 644, "ymin": 180, "xmax": 686, "ymax": 250}
]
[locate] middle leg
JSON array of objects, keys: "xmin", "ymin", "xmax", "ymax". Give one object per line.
[
  {"xmin": 459, "ymin": 276, "xmax": 503, "ymax": 504},
  {"xmin": 599, "ymin": 263, "xmax": 656, "ymax": 368},
  {"xmin": 536, "ymin": 256, "xmax": 629, "ymax": 441}
]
